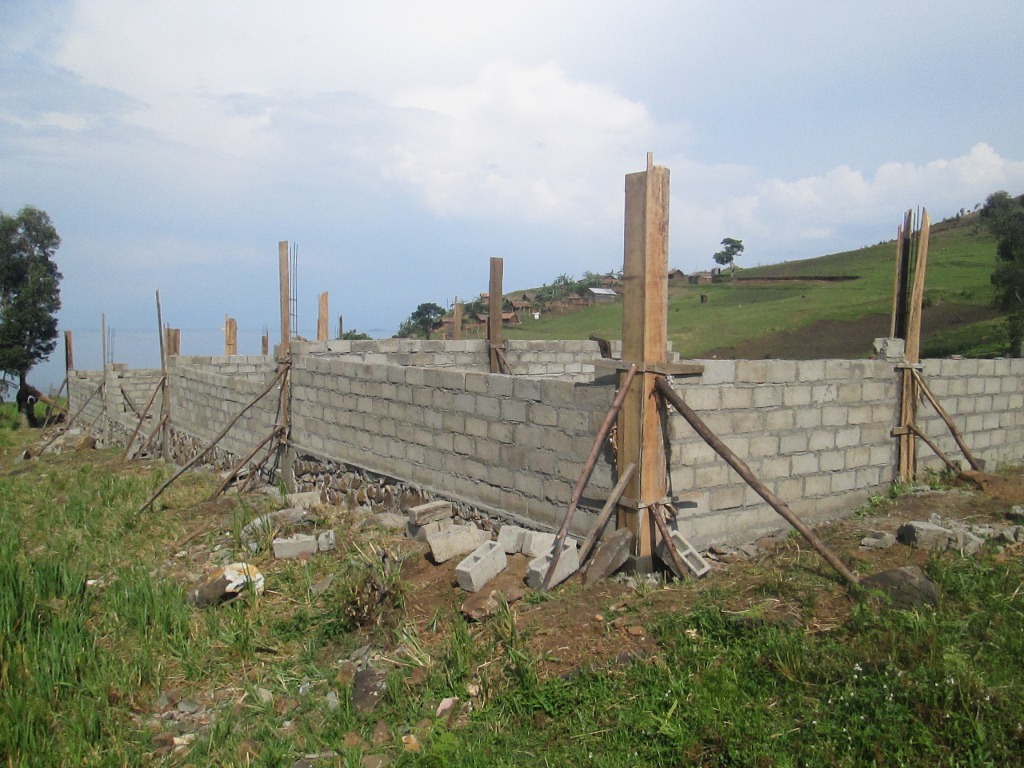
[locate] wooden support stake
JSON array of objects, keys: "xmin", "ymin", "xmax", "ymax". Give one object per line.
[
  {"xmin": 655, "ymin": 377, "xmax": 860, "ymax": 588},
  {"xmin": 210, "ymin": 426, "xmax": 286, "ymax": 499},
  {"xmin": 165, "ymin": 328, "xmax": 181, "ymax": 356},
  {"xmin": 41, "ymin": 378, "xmax": 68, "ymax": 429},
  {"xmin": 907, "ymin": 424, "xmax": 962, "ymax": 475},
  {"xmin": 317, "ymin": 292, "xmax": 329, "ymax": 341},
  {"xmin": 261, "ymin": 332, "xmax": 269, "ymax": 356},
  {"xmin": 277, "ymin": 241, "xmax": 295, "ymax": 490},
  {"xmin": 118, "ymin": 383, "xmax": 142, "ymax": 418},
  {"xmin": 617, "ymin": 152, "xmax": 670, "ymax": 573},
  {"xmin": 132, "ymin": 414, "xmax": 168, "ymax": 461},
  {"xmin": 156, "ymin": 291, "xmax": 170, "ymax": 459},
  {"xmin": 650, "ymin": 502, "xmax": 689, "ymax": 582},
  {"xmin": 911, "ymin": 368, "xmax": 982, "ymax": 471},
  {"xmin": 897, "ymin": 209, "xmax": 931, "ymax": 482},
  {"xmin": 121, "ymin": 376, "xmax": 165, "ymax": 462},
  {"xmin": 488, "ymin": 258, "xmax": 503, "ymax": 372},
  {"xmin": 139, "ymin": 365, "xmax": 288, "ymax": 512},
  {"xmin": 579, "ymin": 463, "xmax": 637, "ymax": 564},
  {"xmin": 542, "ymin": 364, "xmax": 637, "ymax": 590}
]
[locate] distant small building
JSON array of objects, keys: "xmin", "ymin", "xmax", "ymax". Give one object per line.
[
  {"xmin": 587, "ymin": 287, "xmax": 618, "ymax": 305},
  {"xmin": 689, "ymin": 271, "xmax": 713, "ymax": 285},
  {"xmin": 668, "ymin": 268, "xmax": 687, "ymax": 283}
]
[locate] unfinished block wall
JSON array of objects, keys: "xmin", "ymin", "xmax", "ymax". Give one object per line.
[{"xmin": 68, "ymin": 341, "xmax": 1024, "ymax": 548}]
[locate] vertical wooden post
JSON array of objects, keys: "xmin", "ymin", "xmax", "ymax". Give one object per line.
[
  {"xmin": 453, "ymin": 296, "xmax": 462, "ymax": 341},
  {"xmin": 897, "ymin": 210, "xmax": 930, "ymax": 483},
  {"xmin": 317, "ymin": 292, "xmax": 329, "ymax": 341},
  {"xmin": 617, "ymin": 153, "xmax": 670, "ymax": 573},
  {"xmin": 261, "ymin": 332, "xmax": 269, "ymax": 356},
  {"xmin": 278, "ymin": 241, "xmax": 291, "ymax": 360},
  {"xmin": 277, "ymin": 240, "xmax": 295, "ymax": 491},
  {"xmin": 64, "ymin": 330, "xmax": 74, "ymax": 373},
  {"xmin": 165, "ymin": 328, "xmax": 180, "ymax": 356},
  {"xmin": 224, "ymin": 316, "xmax": 238, "ymax": 356},
  {"xmin": 337, "ymin": 315, "xmax": 344, "ymax": 339},
  {"xmin": 488, "ymin": 258, "xmax": 504, "ymax": 373},
  {"xmin": 156, "ymin": 291, "xmax": 170, "ymax": 459}
]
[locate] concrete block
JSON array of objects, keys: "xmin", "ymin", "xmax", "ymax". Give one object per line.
[
  {"xmin": 497, "ymin": 524, "xmax": 528, "ymax": 554},
  {"xmin": 521, "ymin": 530, "xmax": 556, "ymax": 558},
  {"xmin": 408, "ymin": 500, "xmax": 453, "ymax": 526},
  {"xmin": 455, "ymin": 541, "xmax": 508, "ymax": 592},
  {"xmin": 581, "ymin": 528, "xmax": 633, "ymax": 585},
  {"xmin": 273, "ymin": 534, "xmax": 318, "ymax": 560},
  {"xmin": 427, "ymin": 526, "xmax": 491, "ymax": 563},
  {"xmin": 896, "ymin": 521, "xmax": 954, "ymax": 551},
  {"xmin": 525, "ymin": 542, "xmax": 580, "ymax": 589},
  {"xmin": 407, "ymin": 519, "xmax": 454, "ymax": 542}
]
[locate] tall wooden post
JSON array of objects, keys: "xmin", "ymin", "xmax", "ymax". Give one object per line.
[
  {"xmin": 261, "ymin": 332, "xmax": 269, "ymax": 356},
  {"xmin": 488, "ymin": 258, "xmax": 504, "ymax": 373},
  {"xmin": 337, "ymin": 315, "xmax": 344, "ymax": 339},
  {"xmin": 165, "ymin": 328, "xmax": 180, "ymax": 356},
  {"xmin": 898, "ymin": 210, "xmax": 930, "ymax": 482},
  {"xmin": 277, "ymin": 241, "xmax": 295, "ymax": 491},
  {"xmin": 453, "ymin": 296, "xmax": 463, "ymax": 341},
  {"xmin": 224, "ymin": 316, "xmax": 238, "ymax": 356},
  {"xmin": 64, "ymin": 331, "xmax": 74, "ymax": 373},
  {"xmin": 617, "ymin": 153, "xmax": 670, "ymax": 573},
  {"xmin": 317, "ymin": 292, "xmax": 329, "ymax": 341},
  {"xmin": 101, "ymin": 313, "xmax": 108, "ymax": 372}
]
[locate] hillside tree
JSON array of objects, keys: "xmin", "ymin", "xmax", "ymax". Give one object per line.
[
  {"xmin": 0, "ymin": 206, "xmax": 62, "ymax": 391},
  {"xmin": 982, "ymin": 191, "xmax": 1024, "ymax": 355},
  {"xmin": 713, "ymin": 237, "xmax": 744, "ymax": 274},
  {"xmin": 396, "ymin": 302, "xmax": 445, "ymax": 339}
]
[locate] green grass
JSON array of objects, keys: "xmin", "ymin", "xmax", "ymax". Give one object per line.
[
  {"xmin": 2, "ymin": 433, "xmax": 1023, "ymax": 766},
  {"xmin": 505, "ymin": 217, "xmax": 1005, "ymax": 358}
]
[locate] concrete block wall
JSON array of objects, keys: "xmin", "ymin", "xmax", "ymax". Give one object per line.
[
  {"xmin": 290, "ymin": 354, "xmax": 615, "ymax": 532},
  {"xmin": 68, "ymin": 369, "xmax": 163, "ymax": 435},
  {"xmin": 917, "ymin": 358, "xmax": 1024, "ymax": 470},
  {"xmin": 167, "ymin": 360, "xmax": 281, "ymax": 459},
  {"xmin": 664, "ymin": 359, "xmax": 900, "ymax": 546}
]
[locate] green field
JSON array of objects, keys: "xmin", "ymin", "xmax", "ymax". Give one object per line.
[{"xmin": 504, "ymin": 215, "xmax": 1005, "ymax": 358}]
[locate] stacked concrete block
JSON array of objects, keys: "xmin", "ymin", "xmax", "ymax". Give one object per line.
[
  {"xmin": 497, "ymin": 524, "xmax": 528, "ymax": 554},
  {"xmin": 455, "ymin": 541, "xmax": 507, "ymax": 592}
]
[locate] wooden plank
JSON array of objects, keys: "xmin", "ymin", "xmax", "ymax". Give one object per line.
[
  {"xmin": 453, "ymin": 297, "xmax": 462, "ymax": 341},
  {"xmin": 904, "ymin": 210, "xmax": 930, "ymax": 363},
  {"xmin": 488, "ymin": 257, "xmax": 503, "ymax": 372},
  {"xmin": 101, "ymin": 313, "xmax": 108, "ymax": 372},
  {"xmin": 888, "ymin": 224, "xmax": 903, "ymax": 338},
  {"xmin": 156, "ymin": 291, "xmax": 170, "ymax": 459},
  {"xmin": 278, "ymin": 240, "xmax": 290, "ymax": 360},
  {"xmin": 64, "ymin": 330, "xmax": 74, "ymax": 373},
  {"xmin": 224, "ymin": 316, "xmax": 238, "ymax": 356},
  {"xmin": 317, "ymin": 292, "xmax": 329, "ymax": 341},
  {"xmin": 617, "ymin": 153, "xmax": 669, "ymax": 572}
]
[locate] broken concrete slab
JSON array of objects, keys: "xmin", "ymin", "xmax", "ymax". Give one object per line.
[
  {"xmin": 286, "ymin": 491, "xmax": 322, "ymax": 509},
  {"xmin": 496, "ymin": 524, "xmax": 528, "ymax": 554},
  {"xmin": 407, "ymin": 519, "xmax": 453, "ymax": 542},
  {"xmin": 426, "ymin": 526, "xmax": 490, "ymax": 564},
  {"xmin": 896, "ymin": 521, "xmax": 955, "ymax": 551},
  {"xmin": 187, "ymin": 563, "xmax": 265, "ymax": 607},
  {"xmin": 362, "ymin": 512, "xmax": 407, "ymax": 531},
  {"xmin": 581, "ymin": 528, "xmax": 633, "ymax": 586},
  {"xmin": 525, "ymin": 542, "xmax": 579, "ymax": 589},
  {"xmin": 241, "ymin": 508, "xmax": 316, "ymax": 546},
  {"xmin": 456, "ymin": 541, "xmax": 507, "ymax": 592},
  {"xmin": 273, "ymin": 533, "xmax": 318, "ymax": 560},
  {"xmin": 861, "ymin": 565, "xmax": 939, "ymax": 609},
  {"xmin": 408, "ymin": 500, "xmax": 453, "ymax": 526}
]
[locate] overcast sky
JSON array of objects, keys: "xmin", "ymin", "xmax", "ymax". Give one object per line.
[{"xmin": 3, "ymin": 0, "xmax": 1023, "ymax": 352}]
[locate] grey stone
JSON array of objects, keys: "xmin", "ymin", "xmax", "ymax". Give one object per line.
[
  {"xmin": 872, "ymin": 337, "xmax": 905, "ymax": 360},
  {"xmin": 407, "ymin": 519, "xmax": 452, "ymax": 542},
  {"xmin": 286, "ymin": 491, "xmax": 322, "ymax": 509},
  {"xmin": 860, "ymin": 530, "xmax": 896, "ymax": 549},
  {"xmin": 581, "ymin": 528, "xmax": 633, "ymax": 586},
  {"xmin": 187, "ymin": 563, "xmax": 265, "ymax": 607},
  {"xmin": 896, "ymin": 521, "xmax": 954, "ymax": 551},
  {"xmin": 526, "ymin": 542, "xmax": 579, "ymax": 589},
  {"xmin": 273, "ymin": 533, "xmax": 318, "ymax": 560},
  {"xmin": 241, "ymin": 508, "xmax": 315, "ymax": 545},
  {"xmin": 352, "ymin": 668, "xmax": 388, "ymax": 715},
  {"xmin": 455, "ymin": 541, "xmax": 507, "ymax": 592},
  {"xmin": 953, "ymin": 529, "xmax": 984, "ymax": 556},
  {"xmin": 364, "ymin": 512, "xmax": 407, "ymax": 531},
  {"xmin": 861, "ymin": 565, "xmax": 940, "ymax": 609},
  {"xmin": 325, "ymin": 690, "xmax": 340, "ymax": 711},
  {"xmin": 427, "ymin": 526, "xmax": 490, "ymax": 564},
  {"xmin": 310, "ymin": 573, "xmax": 334, "ymax": 596},
  {"xmin": 408, "ymin": 500, "xmax": 453, "ymax": 526},
  {"xmin": 317, "ymin": 530, "xmax": 336, "ymax": 552}
]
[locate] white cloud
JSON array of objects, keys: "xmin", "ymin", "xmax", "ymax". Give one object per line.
[{"xmin": 383, "ymin": 61, "xmax": 653, "ymax": 225}]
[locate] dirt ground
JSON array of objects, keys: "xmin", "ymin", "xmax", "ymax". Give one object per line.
[
  {"xmin": 702, "ymin": 303, "xmax": 997, "ymax": 359},
  {"xmin": 389, "ymin": 469, "xmax": 1024, "ymax": 681}
]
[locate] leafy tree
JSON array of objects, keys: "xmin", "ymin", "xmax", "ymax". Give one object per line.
[
  {"xmin": 0, "ymin": 206, "xmax": 62, "ymax": 389},
  {"xmin": 713, "ymin": 237, "xmax": 744, "ymax": 274},
  {"xmin": 341, "ymin": 329, "xmax": 371, "ymax": 340},
  {"xmin": 982, "ymin": 191, "xmax": 1024, "ymax": 355},
  {"xmin": 396, "ymin": 302, "xmax": 445, "ymax": 339}
]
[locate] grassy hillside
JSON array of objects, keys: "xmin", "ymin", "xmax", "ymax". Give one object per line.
[{"xmin": 504, "ymin": 215, "xmax": 1005, "ymax": 359}]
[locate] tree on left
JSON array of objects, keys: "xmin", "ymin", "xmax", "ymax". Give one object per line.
[{"xmin": 0, "ymin": 206, "xmax": 62, "ymax": 425}]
